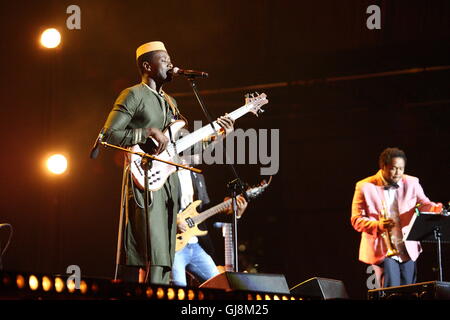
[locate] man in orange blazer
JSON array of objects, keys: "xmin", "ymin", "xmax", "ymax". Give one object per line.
[{"xmin": 351, "ymin": 147, "xmax": 442, "ymax": 288}]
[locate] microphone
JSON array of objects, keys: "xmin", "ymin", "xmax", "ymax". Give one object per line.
[
  {"xmin": 90, "ymin": 129, "xmax": 105, "ymax": 159},
  {"xmin": 172, "ymin": 67, "xmax": 208, "ymax": 79}
]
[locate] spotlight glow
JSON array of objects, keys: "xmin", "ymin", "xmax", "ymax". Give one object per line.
[
  {"xmin": 80, "ymin": 281, "xmax": 88, "ymax": 294},
  {"xmin": 67, "ymin": 279, "xmax": 76, "ymax": 293},
  {"xmin": 16, "ymin": 275, "xmax": 25, "ymax": 289},
  {"xmin": 156, "ymin": 287, "xmax": 164, "ymax": 299},
  {"xmin": 167, "ymin": 288, "xmax": 175, "ymax": 300},
  {"xmin": 42, "ymin": 276, "xmax": 53, "ymax": 291},
  {"xmin": 55, "ymin": 277, "xmax": 65, "ymax": 293},
  {"xmin": 47, "ymin": 154, "xmax": 68, "ymax": 174},
  {"xmin": 146, "ymin": 287, "xmax": 153, "ymax": 298},
  {"xmin": 29, "ymin": 275, "xmax": 39, "ymax": 291},
  {"xmin": 40, "ymin": 28, "xmax": 61, "ymax": 48},
  {"xmin": 177, "ymin": 288, "xmax": 185, "ymax": 300}
]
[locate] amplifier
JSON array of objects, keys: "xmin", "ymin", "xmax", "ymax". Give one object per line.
[
  {"xmin": 290, "ymin": 277, "xmax": 349, "ymax": 300},
  {"xmin": 368, "ymin": 281, "xmax": 450, "ymax": 300},
  {"xmin": 199, "ymin": 272, "xmax": 290, "ymax": 294}
]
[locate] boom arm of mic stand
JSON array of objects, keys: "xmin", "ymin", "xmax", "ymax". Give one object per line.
[
  {"xmin": 99, "ymin": 141, "xmax": 202, "ymax": 173},
  {"xmin": 187, "ymin": 78, "xmax": 250, "ymax": 273},
  {"xmin": 187, "ymin": 79, "xmax": 249, "ymax": 201}
]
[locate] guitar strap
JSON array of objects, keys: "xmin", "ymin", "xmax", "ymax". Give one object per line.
[{"xmin": 163, "ymin": 91, "xmax": 188, "ymax": 126}]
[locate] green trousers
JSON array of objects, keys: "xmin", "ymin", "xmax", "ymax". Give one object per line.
[{"xmin": 123, "ymin": 172, "xmax": 180, "ymax": 284}]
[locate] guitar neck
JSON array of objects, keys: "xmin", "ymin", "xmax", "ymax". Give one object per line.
[
  {"xmin": 191, "ymin": 199, "xmax": 233, "ymax": 225},
  {"xmin": 172, "ymin": 104, "xmax": 251, "ymax": 154},
  {"xmin": 192, "ymin": 183, "xmax": 265, "ymax": 225}
]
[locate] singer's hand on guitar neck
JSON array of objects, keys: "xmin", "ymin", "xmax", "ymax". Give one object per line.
[
  {"xmin": 216, "ymin": 114, "xmax": 234, "ymax": 137},
  {"xmin": 145, "ymin": 127, "xmax": 169, "ymax": 155}
]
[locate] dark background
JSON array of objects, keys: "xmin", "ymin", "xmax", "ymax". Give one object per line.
[{"xmin": 1, "ymin": 0, "xmax": 449, "ymax": 299}]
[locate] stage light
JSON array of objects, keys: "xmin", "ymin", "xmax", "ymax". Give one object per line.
[
  {"xmin": 156, "ymin": 287, "xmax": 164, "ymax": 299},
  {"xmin": 177, "ymin": 288, "xmax": 185, "ymax": 300},
  {"xmin": 16, "ymin": 275, "xmax": 25, "ymax": 289},
  {"xmin": 54, "ymin": 277, "xmax": 65, "ymax": 293},
  {"xmin": 67, "ymin": 279, "xmax": 76, "ymax": 293},
  {"xmin": 91, "ymin": 282, "xmax": 99, "ymax": 293},
  {"xmin": 40, "ymin": 28, "xmax": 61, "ymax": 48},
  {"xmin": 167, "ymin": 287, "xmax": 175, "ymax": 300},
  {"xmin": 146, "ymin": 287, "xmax": 153, "ymax": 298},
  {"xmin": 47, "ymin": 154, "xmax": 68, "ymax": 174},
  {"xmin": 42, "ymin": 276, "xmax": 53, "ymax": 292},
  {"xmin": 29, "ymin": 275, "xmax": 39, "ymax": 291},
  {"xmin": 2, "ymin": 271, "xmax": 299, "ymax": 300},
  {"xmin": 80, "ymin": 280, "xmax": 88, "ymax": 294}
]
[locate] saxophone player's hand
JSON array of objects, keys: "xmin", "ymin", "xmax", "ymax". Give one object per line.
[{"xmin": 379, "ymin": 218, "xmax": 395, "ymax": 232}]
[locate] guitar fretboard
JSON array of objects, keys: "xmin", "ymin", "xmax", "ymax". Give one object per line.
[
  {"xmin": 166, "ymin": 103, "xmax": 252, "ymax": 155},
  {"xmin": 191, "ymin": 199, "xmax": 233, "ymax": 225}
]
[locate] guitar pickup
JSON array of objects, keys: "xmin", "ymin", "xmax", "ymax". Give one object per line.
[{"xmin": 185, "ymin": 218, "xmax": 195, "ymax": 228}]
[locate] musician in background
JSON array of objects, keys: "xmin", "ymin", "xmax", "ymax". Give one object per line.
[
  {"xmin": 351, "ymin": 147, "xmax": 442, "ymax": 288},
  {"xmin": 171, "ymin": 153, "xmax": 248, "ymax": 287},
  {"xmin": 100, "ymin": 41, "xmax": 233, "ymax": 284}
]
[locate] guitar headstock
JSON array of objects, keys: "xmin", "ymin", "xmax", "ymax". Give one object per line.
[
  {"xmin": 244, "ymin": 92, "xmax": 268, "ymax": 117},
  {"xmin": 246, "ymin": 176, "xmax": 272, "ymax": 200}
]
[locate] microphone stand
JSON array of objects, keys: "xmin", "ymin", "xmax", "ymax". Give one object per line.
[
  {"xmin": 187, "ymin": 78, "xmax": 249, "ymax": 273},
  {"xmin": 99, "ymin": 141, "xmax": 201, "ymax": 282}
]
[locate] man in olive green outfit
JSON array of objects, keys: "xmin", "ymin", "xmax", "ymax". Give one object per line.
[{"xmin": 101, "ymin": 41, "xmax": 233, "ymax": 284}]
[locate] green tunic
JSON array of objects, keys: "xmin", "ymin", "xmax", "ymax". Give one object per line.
[{"xmin": 103, "ymin": 83, "xmax": 181, "ymax": 282}]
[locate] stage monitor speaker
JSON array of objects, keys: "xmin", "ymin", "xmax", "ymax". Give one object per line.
[
  {"xmin": 290, "ymin": 277, "xmax": 349, "ymax": 300},
  {"xmin": 199, "ymin": 272, "xmax": 290, "ymax": 294},
  {"xmin": 368, "ymin": 281, "xmax": 450, "ymax": 300}
]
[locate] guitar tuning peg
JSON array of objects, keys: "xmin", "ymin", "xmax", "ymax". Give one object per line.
[{"xmin": 244, "ymin": 93, "xmax": 250, "ymax": 99}]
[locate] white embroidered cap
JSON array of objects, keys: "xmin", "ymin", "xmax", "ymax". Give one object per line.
[{"xmin": 136, "ymin": 41, "xmax": 167, "ymax": 60}]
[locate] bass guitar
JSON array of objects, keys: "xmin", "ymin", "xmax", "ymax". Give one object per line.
[
  {"xmin": 175, "ymin": 178, "xmax": 271, "ymax": 252},
  {"xmin": 128, "ymin": 93, "xmax": 268, "ymax": 191}
]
